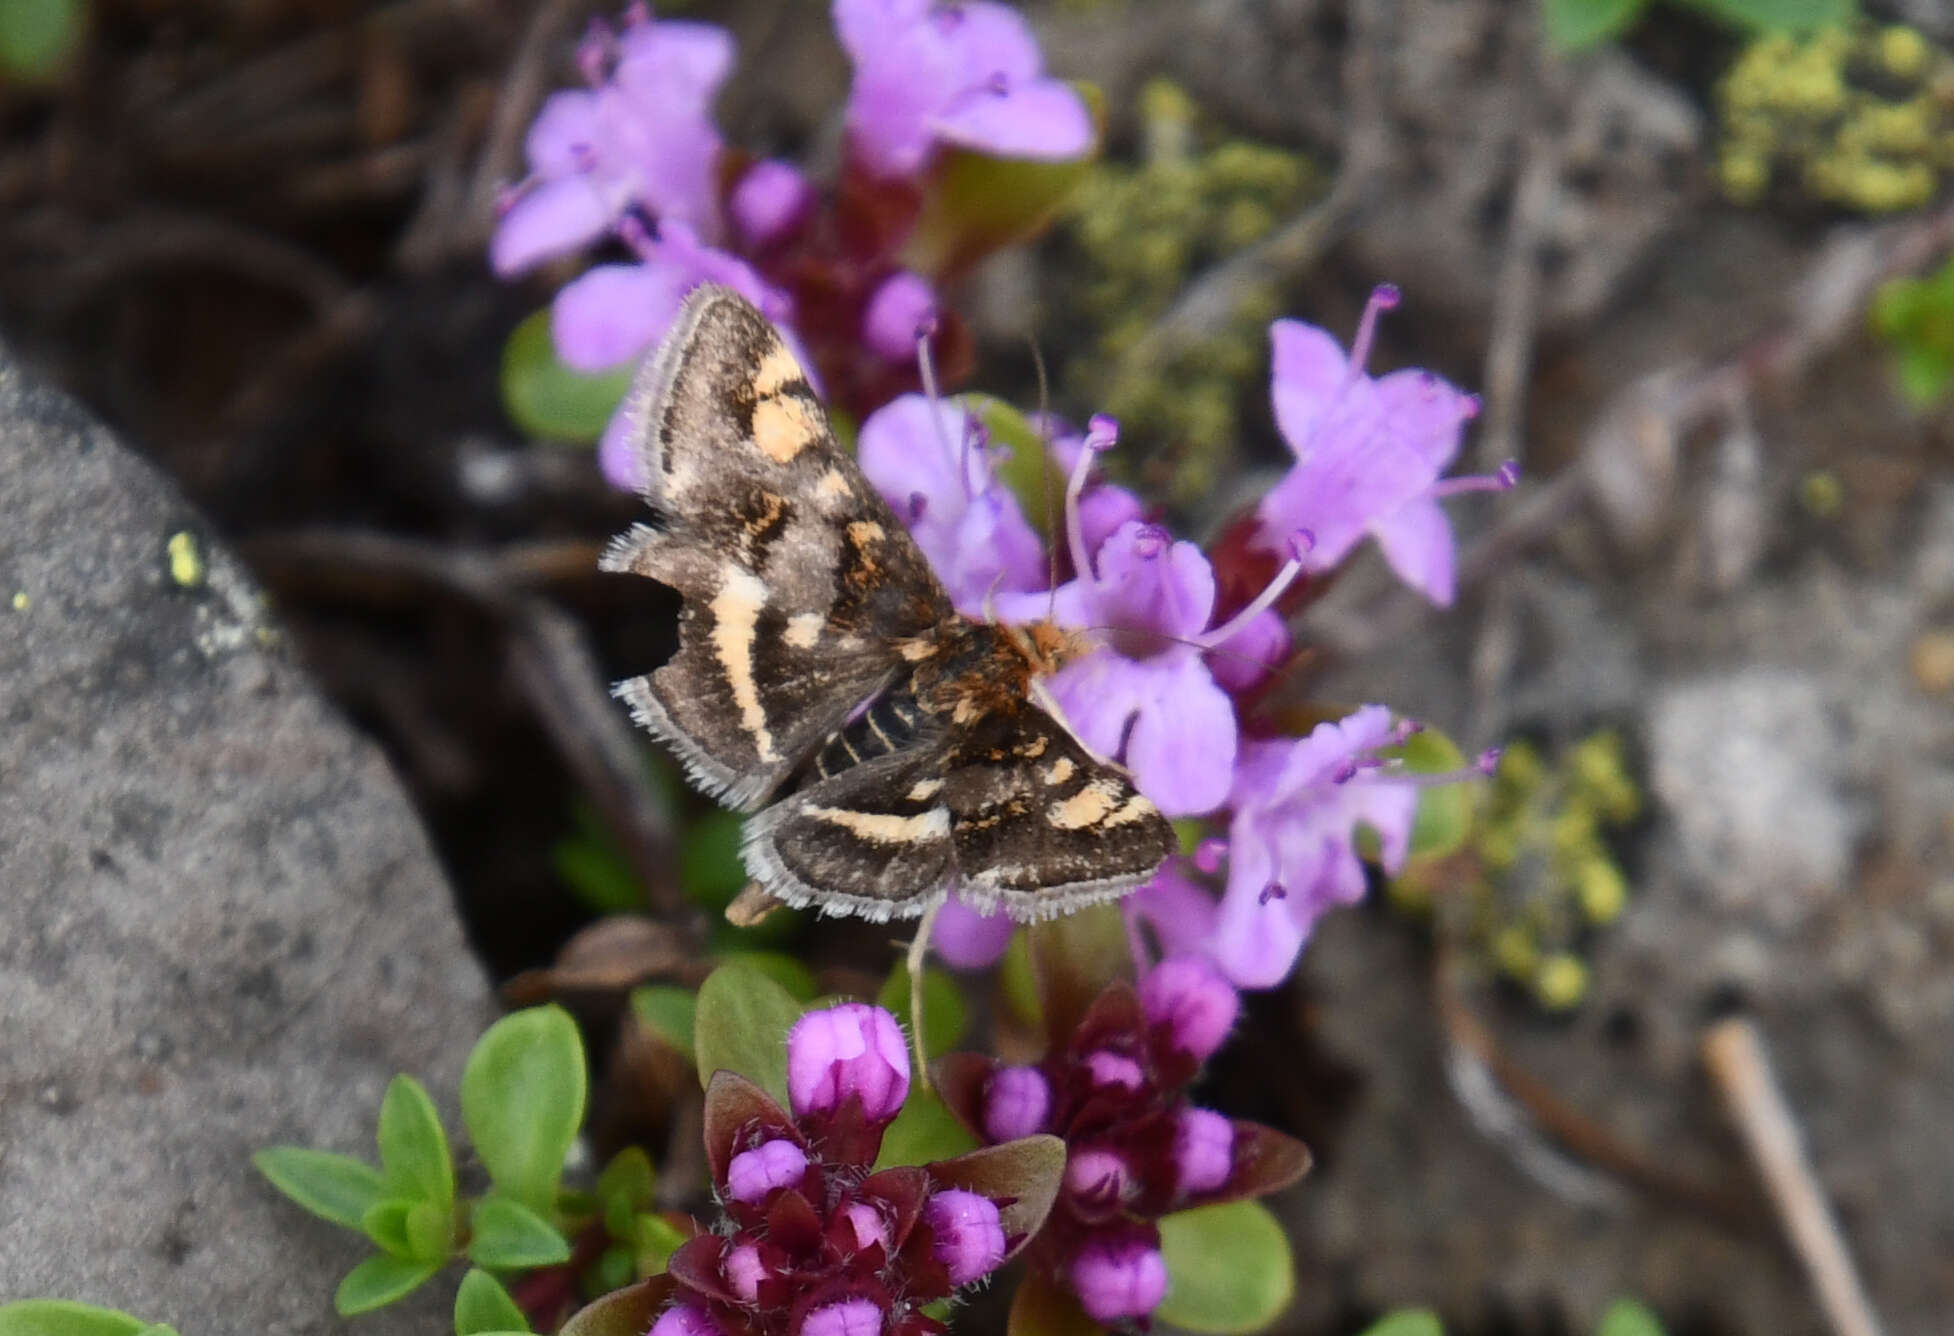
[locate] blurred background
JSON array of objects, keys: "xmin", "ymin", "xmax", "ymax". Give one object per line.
[{"xmin": 3, "ymin": 0, "xmax": 1952, "ymax": 1332}]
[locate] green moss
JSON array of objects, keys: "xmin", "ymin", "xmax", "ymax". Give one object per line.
[
  {"xmin": 1389, "ymin": 731, "xmax": 1641, "ymax": 1012},
  {"xmin": 1056, "ymin": 80, "xmax": 1322, "ymax": 504},
  {"xmin": 1717, "ymin": 23, "xmax": 1954, "ymax": 213}
]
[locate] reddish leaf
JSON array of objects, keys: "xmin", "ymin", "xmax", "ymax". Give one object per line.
[
  {"xmin": 1008, "ymin": 1269, "xmax": 1106, "ymax": 1336},
  {"xmin": 558, "ymin": 1276, "xmax": 678, "ymax": 1336},
  {"xmin": 929, "ymin": 1135, "xmax": 1066, "ymax": 1258},
  {"xmin": 929, "ymin": 1052, "xmax": 998, "ymax": 1141},
  {"xmin": 859, "ymin": 1165, "xmax": 930, "ymax": 1250},
  {"xmin": 702, "ymin": 1069, "xmax": 801, "ymax": 1185},
  {"xmin": 1188, "ymin": 1120, "xmax": 1312, "ymax": 1209}
]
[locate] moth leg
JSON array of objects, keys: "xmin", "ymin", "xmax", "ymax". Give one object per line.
[{"xmin": 905, "ymin": 896, "xmax": 944, "ymax": 1092}]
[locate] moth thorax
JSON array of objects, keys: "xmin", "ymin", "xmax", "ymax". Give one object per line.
[{"xmin": 1002, "ymin": 619, "xmax": 1091, "ymax": 677}]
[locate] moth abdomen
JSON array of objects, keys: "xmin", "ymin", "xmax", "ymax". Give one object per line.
[{"xmin": 810, "ymin": 688, "xmax": 928, "ymax": 781}]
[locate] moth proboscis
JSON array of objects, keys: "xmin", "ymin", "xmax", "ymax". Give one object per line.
[{"xmin": 601, "ymin": 285, "xmax": 1178, "ymax": 1050}]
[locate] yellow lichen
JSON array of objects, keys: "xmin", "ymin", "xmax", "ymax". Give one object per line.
[
  {"xmin": 166, "ymin": 531, "xmax": 206, "ymax": 589},
  {"xmin": 1718, "ymin": 23, "xmax": 1954, "ymax": 214}
]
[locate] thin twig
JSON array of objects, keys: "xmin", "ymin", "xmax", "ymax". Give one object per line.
[
  {"xmin": 242, "ymin": 529, "xmax": 683, "ymax": 915},
  {"xmin": 460, "ymin": 0, "xmax": 586, "ymax": 247},
  {"xmin": 1477, "ymin": 129, "xmax": 1563, "ymax": 473},
  {"xmin": 1702, "ymin": 1018, "xmax": 1887, "ymax": 1336}
]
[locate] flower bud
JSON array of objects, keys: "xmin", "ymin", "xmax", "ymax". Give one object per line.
[
  {"xmin": 724, "ymin": 1242, "xmax": 767, "ymax": 1303},
  {"xmin": 798, "ymin": 1296, "xmax": 884, "ymax": 1336},
  {"xmin": 786, "ymin": 1002, "xmax": 911, "ymax": 1123},
  {"xmin": 729, "ymin": 160, "xmax": 813, "ymax": 249},
  {"xmin": 1070, "ymin": 1233, "xmax": 1170, "ymax": 1321},
  {"xmin": 1083, "ymin": 1050, "xmax": 1144, "ymax": 1092},
  {"xmin": 836, "ymin": 1200, "xmax": 887, "ymax": 1254},
  {"xmin": 982, "ymin": 1065, "xmax": 1051, "ymax": 1141},
  {"xmin": 1140, "ymin": 956, "xmax": 1240, "ymax": 1062},
  {"xmin": 862, "ymin": 271, "xmax": 939, "ymax": 364},
  {"xmin": 923, "ymin": 1188, "xmax": 1007, "ymax": 1285},
  {"xmin": 1063, "ymin": 1146, "xmax": 1129, "ymax": 1208},
  {"xmin": 726, "ymin": 1137, "xmax": 808, "ymax": 1203},
  {"xmin": 1172, "ymin": 1108, "xmax": 1234, "ymax": 1195},
  {"xmin": 651, "ymin": 1303, "xmax": 723, "ymax": 1336}
]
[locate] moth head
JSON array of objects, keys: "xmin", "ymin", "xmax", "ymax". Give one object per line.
[{"xmin": 1000, "ymin": 618, "xmax": 1093, "ymax": 677}]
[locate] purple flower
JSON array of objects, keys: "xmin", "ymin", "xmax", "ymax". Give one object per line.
[
  {"xmin": 1171, "ymin": 1108, "xmax": 1234, "ymax": 1195},
  {"xmin": 835, "ymin": 0, "xmax": 1094, "ymax": 179},
  {"xmin": 651, "ymin": 1303, "xmax": 723, "ymax": 1336},
  {"xmin": 729, "ymin": 159, "xmax": 814, "ymax": 250},
  {"xmin": 932, "ymin": 890, "xmax": 1015, "ymax": 970},
  {"xmin": 1206, "ymin": 706, "xmax": 1420, "ymax": 988},
  {"xmin": 1069, "ymin": 1231, "xmax": 1170, "ymax": 1323},
  {"xmin": 860, "ymin": 271, "xmax": 940, "ymax": 364},
  {"xmin": 490, "ymin": 10, "xmax": 733, "ymax": 276},
  {"xmin": 1063, "ymin": 1146, "xmax": 1131, "ymax": 1209},
  {"xmin": 1083, "ymin": 1050, "xmax": 1143, "ymax": 1092},
  {"xmin": 724, "ymin": 1242, "xmax": 768, "ymax": 1302},
  {"xmin": 799, "ymin": 1297, "xmax": 883, "ymax": 1336},
  {"xmin": 856, "ymin": 394, "xmax": 1046, "ymax": 614},
  {"xmin": 981, "ymin": 1065, "xmax": 1051, "ymax": 1141},
  {"xmin": 1139, "ymin": 955, "xmax": 1239, "ymax": 1062},
  {"xmin": 786, "ymin": 1002, "xmax": 911, "ymax": 1123},
  {"xmin": 836, "ymin": 1200, "xmax": 888, "ymax": 1253},
  {"xmin": 726, "ymin": 1137, "xmax": 810, "ymax": 1203},
  {"xmin": 923, "ymin": 1189, "xmax": 1007, "ymax": 1285},
  {"xmin": 1255, "ymin": 286, "xmax": 1506, "ymax": 606}
]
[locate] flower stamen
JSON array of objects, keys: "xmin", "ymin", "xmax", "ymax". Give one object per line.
[
  {"xmin": 1428, "ymin": 459, "xmax": 1520, "ymax": 499},
  {"xmin": 1192, "ymin": 529, "xmax": 1312, "ymax": 650},
  {"xmin": 1344, "ymin": 283, "xmax": 1400, "ymax": 385},
  {"xmin": 1064, "ymin": 415, "xmax": 1118, "ymax": 582}
]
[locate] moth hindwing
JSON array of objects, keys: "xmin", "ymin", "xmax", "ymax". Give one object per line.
[{"xmin": 604, "ymin": 285, "xmax": 1177, "ymax": 922}]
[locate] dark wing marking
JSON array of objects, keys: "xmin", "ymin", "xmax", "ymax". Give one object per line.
[
  {"xmin": 940, "ymin": 699, "xmax": 1178, "ymax": 920},
  {"xmin": 601, "ymin": 286, "xmax": 954, "ymax": 809},
  {"xmin": 741, "ymin": 744, "xmax": 956, "ymax": 922}
]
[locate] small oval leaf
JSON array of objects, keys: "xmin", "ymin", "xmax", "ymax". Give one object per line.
[
  {"xmin": 252, "ymin": 1146, "xmax": 387, "ymax": 1230},
  {"xmin": 876, "ymin": 962, "xmax": 968, "ymax": 1059},
  {"xmin": 629, "ymin": 986, "xmax": 697, "ymax": 1064},
  {"xmin": 501, "ymin": 307, "xmax": 634, "ymax": 445},
  {"xmin": 692, "ymin": 963, "xmax": 805, "ymax": 1105},
  {"xmin": 461, "ymin": 1005, "xmax": 588, "ymax": 1215},
  {"xmin": 1597, "ymin": 1299, "xmax": 1666, "ymax": 1336},
  {"xmin": 559, "ymin": 1278, "xmax": 678, "ymax": 1336},
  {"xmin": 360, "ymin": 1198, "xmax": 422, "ymax": 1260},
  {"xmin": 377, "ymin": 1074, "xmax": 454, "ymax": 1208},
  {"xmin": 1359, "ymin": 1312, "xmax": 1445, "ymax": 1336},
  {"xmin": 873, "ymin": 1086, "xmax": 978, "ymax": 1170},
  {"xmin": 455, "ymin": 1268, "xmax": 531, "ymax": 1336},
  {"xmin": 0, "ymin": 1301, "xmax": 150, "ymax": 1336},
  {"xmin": 334, "ymin": 1254, "xmax": 443, "ymax": 1317},
  {"xmin": 468, "ymin": 1197, "xmax": 573, "ymax": 1269},
  {"xmin": 1155, "ymin": 1200, "xmax": 1294, "ymax": 1334},
  {"xmin": 1395, "ymin": 727, "xmax": 1473, "ymax": 861}
]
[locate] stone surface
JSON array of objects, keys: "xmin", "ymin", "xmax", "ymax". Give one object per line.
[{"xmin": 0, "ymin": 349, "xmax": 492, "ymax": 1331}]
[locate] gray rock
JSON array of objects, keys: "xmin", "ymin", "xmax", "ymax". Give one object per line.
[{"xmin": 0, "ymin": 350, "xmax": 492, "ymax": 1331}]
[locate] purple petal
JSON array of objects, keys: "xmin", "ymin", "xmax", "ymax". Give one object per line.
[
  {"xmin": 932, "ymin": 78, "xmax": 1093, "ymax": 160},
  {"xmin": 1075, "ymin": 482, "xmax": 1146, "ymax": 564},
  {"xmin": 1123, "ymin": 655, "xmax": 1237, "ymax": 815},
  {"xmin": 613, "ymin": 19, "xmax": 736, "ymax": 105},
  {"xmin": 551, "ymin": 262, "xmax": 684, "ymax": 371},
  {"xmin": 1268, "ymin": 319, "xmax": 1352, "ymax": 455},
  {"xmin": 841, "ymin": 6, "xmax": 960, "ymax": 179},
  {"xmin": 599, "ymin": 403, "xmax": 645, "ymax": 493},
  {"xmin": 1204, "ymin": 607, "xmax": 1289, "ymax": 693},
  {"xmin": 943, "ymin": 2, "xmax": 1045, "ymax": 87},
  {"xmin": 1125, "ymin": 863, "xmax": 1219, "ymax": 962},
  {"xmin": 933, "ymin": 891, "xmax": 1014, "ymax": 970},
  {"xmin": 524, "ymin": 89, "xmax": 601, "ymax": 177},
  {"xmin": 1087, "ymin": 521, "xmax": 1216, "ymax": 643},
  {"xmin": 858, "ymin": 394, "xmax": 970, "ymax": 530},
  {"xmin": 833, "ymin": 0, "xmax": 933, "ymax": 62},
  {"xmin": 1370, "ymin": 494, "xmax": 1457, "ymax": 606},
  {"xmin": 1371, "ymin": 367, "xmax": 1473, "ymax": 474},
  {"xmin": 490, "ymin": 177, "xmax": 615, "ymax": 277},
  {"xmin": 1205, "ymin": 824, "xmax": 1310, "ymax": 989}
]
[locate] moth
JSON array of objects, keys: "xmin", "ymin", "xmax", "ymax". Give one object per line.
[{"xmin": 601, "ymin": 284, "xmax": 1176, "ymax": 925}]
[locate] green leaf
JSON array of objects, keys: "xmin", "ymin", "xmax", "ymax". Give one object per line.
[
  {"xmin": 461, "ymin": 1005, "xmax": 588, "ymax": 1216},
  {"xmin": 692, "ymin": 962, "xmax": 805, "ymax": 1104},
  {"xmin": 455, "ymin": 1269, "xmax": 531, "ymax": 1336},
  {"xmin": 133, "ymin": 1326, "xmax": 179, "ymax": 1336},
  {"xmin": 0, "ymin": 0, "xmax": 85, "ymax": 83},
  {"xmin": 552, "ymin": 828, "xmax": 644, "ymax": 915},
  {"xmin": 1155, "ymin": 1201, "xmax": 1294, "ymax": 1334},
  {"xmin": 680, "ymin": 810, "xmax": 748, "ymax": 911},
  {"xmin": 1596, "ymin": 1299, "xmax": 1666, "ymax": 1336},
  {"xmin": 877, "ymin": 962, "xmax": 968, "ymax": 1059},
  {"xmin": 708, "ymin": 949, "xmax": 816, "ymax": 1000},
  {"xmin": 501, "ymin": 307, "xmax": 634, "ymax": 445},
  {"xmin": 1026, "ymin": 903, "xmax": 1130, "ymax": 1047},
  {"xmin": 468, "ymin": 1197, "xmax": 572, "ymax": 1269},
  {"xmin": 378, "ymin": 1075, "xmax": 454, "ymax": 1209},
  {"xmin": 467, "ymin": 1199, "xmax": 570, "ymax": 1270},
  {"xmin": 964, "ymin": 394, "xmax": 1066, "ymax": 543},
  {"xmin": 630, "ymin": 985, "xmax": 698, "ymax": 1063},
  {"xmin": 334, "ymin": 1254, "xmax": 443, "ymax": 1316},
  {"xmin": 0, "ymin": 1301, "xmax": 151, "ymax": 1336},
  {"xmin": 634, "ymin": 1212, "xmax": 688, "ymax": 1273},
  {"xmin": 1678, "ymin": 0, "xmax": 1852, "ymax": 32},
  {"xmin": 1540, "ymin": 0, "xmax": 1645, "ymax": 50},
  {"xmin": 873, "ymin": 1087, "xmax": 979, "ymax": 1169},
  {"xmin": 1007, "ymin": 1272, "xmax": 1104, "ymax": 1336},
  {"xmin": 1395, "ymin": 727, "xmax": 1475, "ymax": 860},
  {"xmin": 252, "ymin": 1146, "xmax": 387, "ymax": 1230},
  {"xmin": 596, "ymin": 1145, "xmax": 658, "ymax": 1219},
  {"xmin": 360, "ymin": 1198, "xmax": 424, "ymax": 1260},
  {"xmin": 1359, "ymin": 1312, "xmax": 1444, "ymax": 1336}
]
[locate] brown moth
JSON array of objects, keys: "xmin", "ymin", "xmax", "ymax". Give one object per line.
[{"xmin": 602, "ymin": 285, "xmax": 1176, "ymax": 924}]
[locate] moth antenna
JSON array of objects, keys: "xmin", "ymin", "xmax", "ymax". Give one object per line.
[
  {"xmin": 906, "ymin": 896, "xmax": 946, "ymax": 1092},
  {"xmin": 1024, "ymin": 332, "xmax": 1060, "ymax": 622}
]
